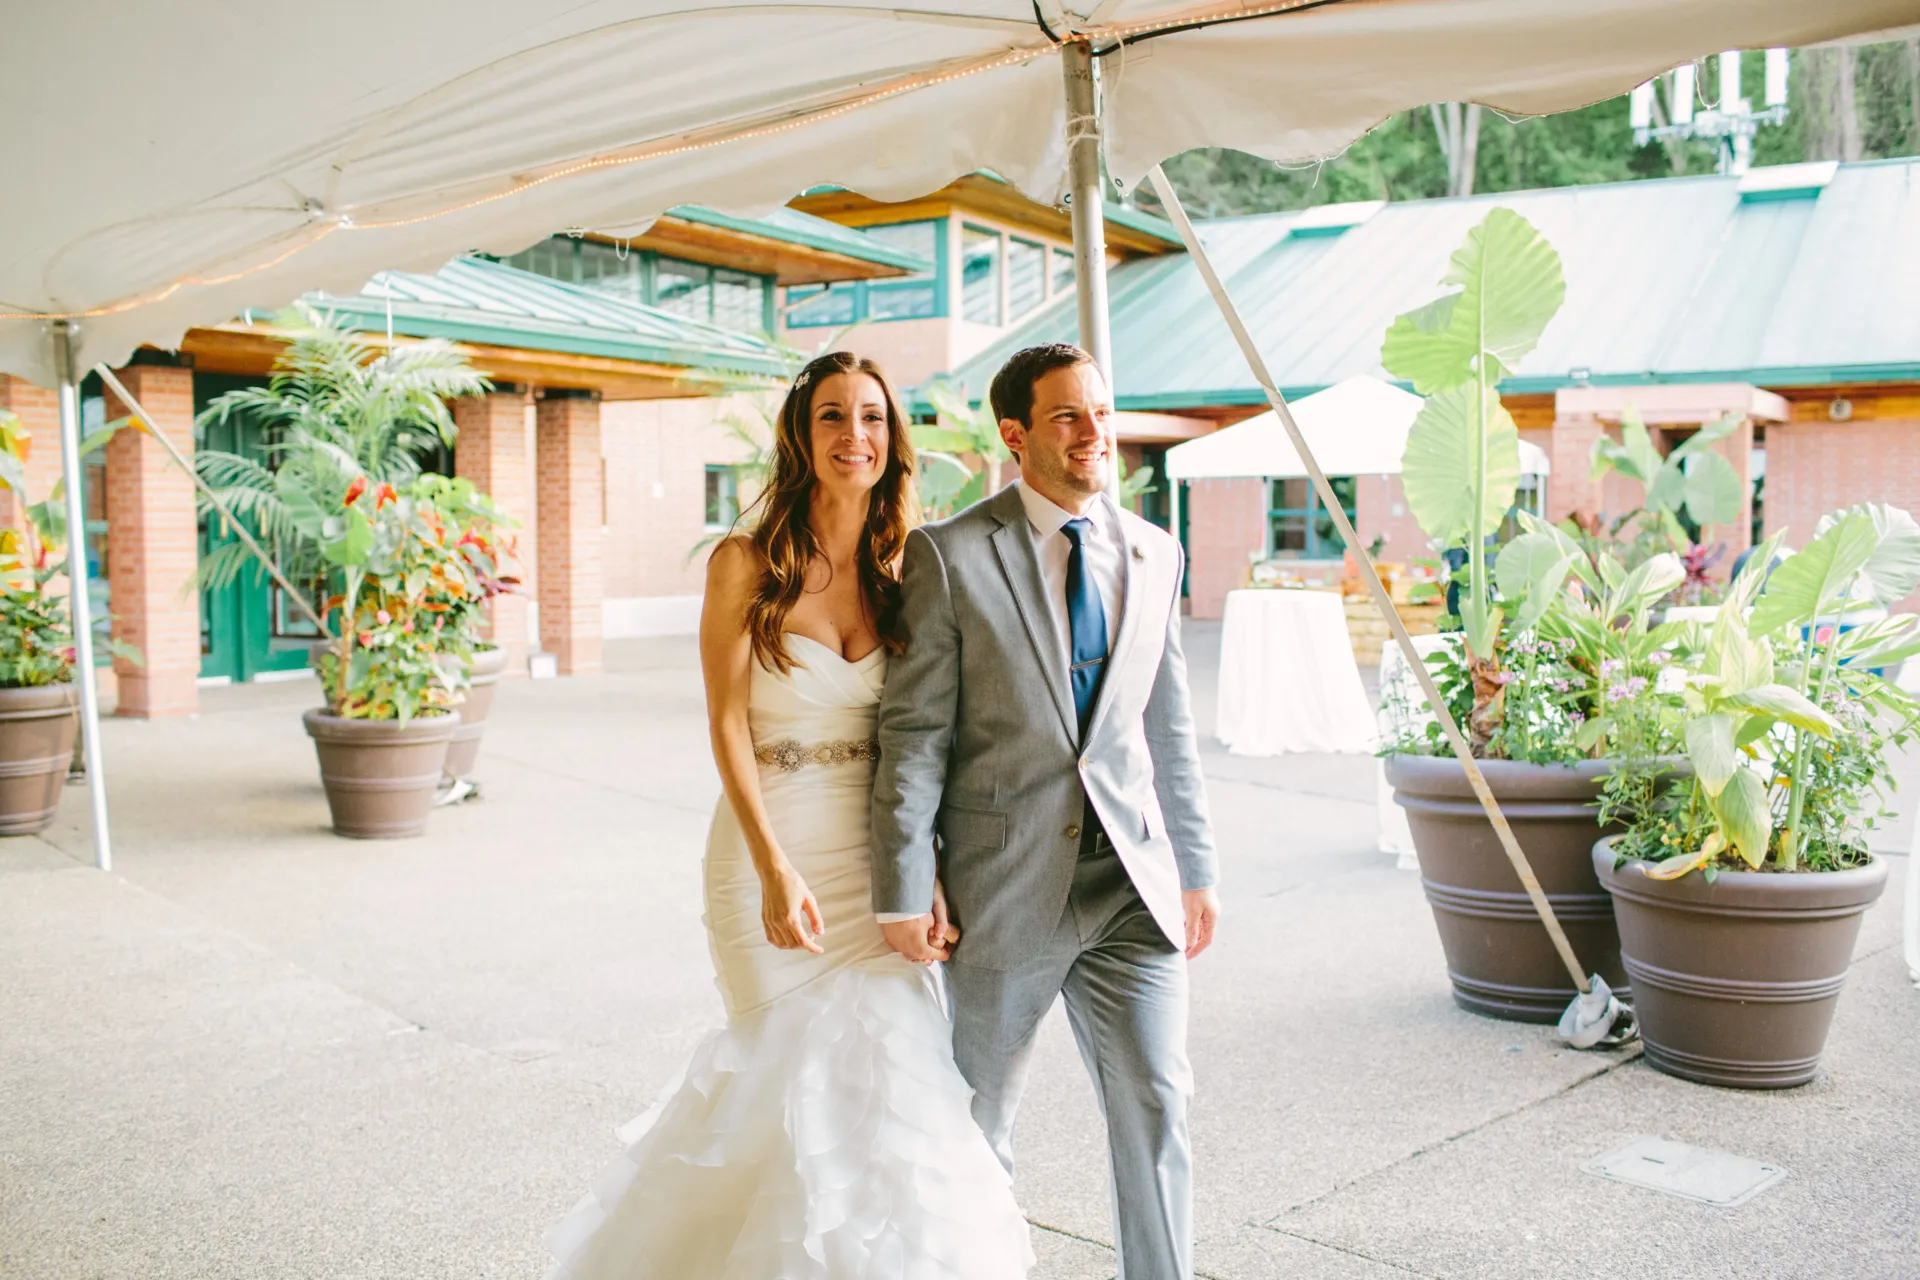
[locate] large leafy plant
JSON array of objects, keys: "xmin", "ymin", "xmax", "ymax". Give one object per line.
[
  {"xmin": 1585, "ymin": 404, "xmax": 1745, "ymax": 603},
  {"xmin": 405, "ymin": 474, "xmax": 520, "ymax": 650},
  {"xmin": 313, "ymin": 479, "xmax": 479, "ymax": 722},
  {"xmin": 0, "ymin": 409, "xmax": 141, "ymax": 686},
  {"xmin": 194, "ymin": 302, "xmax": 489, "ymax": 602},
  {"xmin": 1382, "ymin": 208, "xmax": 1569, "ymax": 747},
  {"xmin": 1610, "ymin": 504, "xmax": 1920, "ymax": 877}
]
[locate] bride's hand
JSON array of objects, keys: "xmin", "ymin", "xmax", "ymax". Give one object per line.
[{"xmin": 760, "ymin": 860, "xmax": 826, "ymax": 954}]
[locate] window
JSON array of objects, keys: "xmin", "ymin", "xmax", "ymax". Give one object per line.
[
  {"xmin": 712, "ymin": 268, "xmax": 766, "ymax": 332},
  {"xmin": 1051, "ymin": 247, "xmax": 1076, "ymax": 297},
  {"xmin": 576, "ymin": 239, "xmax": 643, "ymax": 300},
  {"xmin": 704, "ymin": 465, "xmax": 741, "ymax": 530},
  {"xmin": 961, "ymin": 224, "xmax": 1002, "ymax": 325},
  {"xmin": 654, "ymin": 257, "xmax": 711, "ymax": 321},
  {"xmin": 786, "ymin": 283, "xmax": 859, "ymax": 328},
  {"xmin": 506, "ymin": 238, "xmax": 574, "ymax": 281},
  {"xmin": 1007, "ymin": 238, "xmax": 1046, "ymax": 319},
  {"xmin": 863, "ymin": 220, "xmax": 942, "ymax": 320},
  {"xmin": 1268, "ymin": 476, "xmax": 1357, "ymax": 560}
]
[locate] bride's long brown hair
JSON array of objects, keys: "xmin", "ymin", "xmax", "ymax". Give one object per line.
[{"xmin": 735, "ymin": 351, "xmax": 917, "ymax": 673}]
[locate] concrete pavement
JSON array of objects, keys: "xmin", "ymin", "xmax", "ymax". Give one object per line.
[{"xmin": 2, "ymin": 625, "xmax": 1915, "ymax": 1279}]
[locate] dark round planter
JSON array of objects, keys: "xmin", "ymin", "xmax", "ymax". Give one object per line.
[
  {"xmin": 0, "ymin": 683, "xmax": 79, "ymax": 835},
  {"xmin": 1385, "ymin": 754, "xmax": 1626, "ymax": 1023},
  {"xmin": 1594, "ymin": 838, "xmax": 1888, "ymax": 1089},
  {"xmin": 442, "ymin": 645, "xmax": 510, "ymax": 781},
  {"xmin": 302, "ymin": 709, "xmax": 459, "ymax": 839}
]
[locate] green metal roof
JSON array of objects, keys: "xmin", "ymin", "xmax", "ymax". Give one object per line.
[
  {"xmin": 314, "ymin": 256, "xmax": 797, "ymax": 378},
  {"xmin": 668, "ymin": 205, "xmax": 933, "ymax": 274},
  {"xmin": 940, "ymin": 157, "xmax": 1920, "ymax": 410}
]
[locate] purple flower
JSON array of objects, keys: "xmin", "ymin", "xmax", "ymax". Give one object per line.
[
  {"xmin": 1570, "ymin": 711, "xmax": 1586, "ymax": 726},
  {"xmin": 1599, "ymin": 658, "xmax": 1625, "ymax": 677},
  {"xmin": 1648, "ymin": 650, "xmax": 1672, "ymax": 666},
  {"xmin": 1558, "ymin": 637, "xmax": 1577, "ymax": 654},
  {"xmin": 1552, "ymin": 678, "xmax": 1570, "ymax": 693},
  {"xmin": 1627, "ymin": 676, "xmax": 1648, "ymax": 697},
  {"xmin": 1607, "ymin": 683, "xmax": 1633, "ymax": 704},
  {"xmin": 1494, "ymin": 671, "xmax": 1518, "ymax": 685}
]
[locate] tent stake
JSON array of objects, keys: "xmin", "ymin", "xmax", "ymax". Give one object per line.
[
  {"xmin": 1145, "ymin": 165, "xmax": 1595, "ymax": 1000},
  {"xmin": 50, "ymin": 322, "xmax": 111, "ymax": 872}
]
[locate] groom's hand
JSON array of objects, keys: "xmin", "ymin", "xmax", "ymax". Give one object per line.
[
  {"xmin": 882, "ymin": 915, "xmax": 949, "ymax": 964},
  {"xmin": 1182, "ymin": 887, "xmax": 1221, "ymax": 960}
]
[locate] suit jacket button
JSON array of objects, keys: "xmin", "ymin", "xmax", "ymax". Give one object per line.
[{"xmin": 1065, "ymin": 824, "xmax": 1081, "ymax": 840}]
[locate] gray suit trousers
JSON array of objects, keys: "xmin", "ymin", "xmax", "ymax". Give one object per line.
[{"xmin": 944, "ymin": 843, "xmax": 1193, "ymax": 1280}]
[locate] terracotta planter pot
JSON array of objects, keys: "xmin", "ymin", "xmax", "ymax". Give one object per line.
[
  {"xmin": 0, "ymin": 684, "xmax": 78, "ymax": 835},
  {"xmin": 302, "ymin": 709, "xmax": 459, "ymax": 838},
  {"xmin": 1595, "ymin": 838, "xmax": 1887, "ymax": 1088},
  {"xmin": 1385, "ymin": 755, "xmax": 1626, "ymax": 1023},
  {"xmin": 442, "ymin": 645, "xmax": 510, "ymax": 781}
]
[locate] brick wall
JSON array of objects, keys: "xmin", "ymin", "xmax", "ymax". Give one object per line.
[
  {"xmin": 0, "ymin": 375, "xmax": 64, "ymax": 538},
  {"xmin": 1765, "ymin": 416, "xmax": 1920, "ymax": 610},
  {"xmin": 101, "ymin": 365, "xmax": 199, "ymax": 718},
  {"xmin": 1184, "ymin": 477, "xmax": 1267, "ymax": 620},
  {"xmin": 534, "ymin": 393, "xmax": 604, "ymax": 674},
  {"xmin": 1353, "ymin": 474, "xmax": 1428, "ymax": 566},
  {"xmin": 453, "ymin": 390, "xmax": 535, "ymax": 672},
  {"xmin": 600, "ymin": 393, "xmax": 762, "ymax": 604}
]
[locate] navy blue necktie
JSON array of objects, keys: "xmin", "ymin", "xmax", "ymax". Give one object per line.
[{"xmin": 1062, "ymin": 517, "xmax": 1108, "ymax": 738}]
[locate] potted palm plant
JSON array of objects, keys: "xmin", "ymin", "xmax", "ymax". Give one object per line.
[
  {"xmin": 1595, "ymin": 505, "xmax": 1920, "ymax": 1086},
  {"xmin": 1379, "ymin": 209, "xmax": 1695, "ymax": 1021},
  {"xmin": 303, "ymin": 479, "xmax": 477, "ymax": 837},
  {"xmin": 0, "ymin": 411, "xmax": 138, "ymax": 834}
]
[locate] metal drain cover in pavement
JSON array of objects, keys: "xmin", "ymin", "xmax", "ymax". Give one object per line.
[{"xmin": 1583, "ymin": 1136, "xmax": 1787, "ymax": 1207}]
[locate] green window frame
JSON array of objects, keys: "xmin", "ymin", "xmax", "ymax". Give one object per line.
[
  {"xmin": 704, "ymin": 465, "xmax": 741, "ymax": 530},
  {"xmin": 1268, "ymin": 476, "xmax": 1357, "ymax": 560},
  {"xmin": 784, "ymin": 218, "xmax": 949, "ymax": 328},
  {"xmin": 960, "ymin": 223, "xmax": 1002, "ymax": 325},
  {"xmin": 500, "ymin": 237, "xmax": 773, "ymax": 332}
]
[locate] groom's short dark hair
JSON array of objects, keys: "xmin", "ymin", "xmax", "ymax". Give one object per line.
[{"xmin": 989, "ymin": 343, "xmax": 1095, "ymax": 426}]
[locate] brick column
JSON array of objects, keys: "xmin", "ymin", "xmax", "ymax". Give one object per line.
[
  {"xmin": 454, "ymin": 388, "xmax": 533, "ymax": 674},
  {"xmin": 1185, "ymin": 477, "xmax": 1268, "ymax": 621},
  {"xmin": 102, "ymin": 362, "xmax": 200, "ymax": 718},
  {"xmin": 534, "ymin": 390, "xmax": 603, "ymax": 675},
  {"xmin": 1701, "ymin": 414, "xmax": 1754, "ymax": 574},
  {"xmin": 1546, "ymin": 402, "xmax": 1604, "ymax": 523}
]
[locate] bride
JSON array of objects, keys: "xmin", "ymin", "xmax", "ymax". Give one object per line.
[{"xmin": 544, "ymin": 352, "xmax": 1035, "ymax": 1278}]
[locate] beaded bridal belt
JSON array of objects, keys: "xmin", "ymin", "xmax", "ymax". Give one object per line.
[{"xmin": 753, "ymin": 737, "xmax": 881, "ymax": 773}]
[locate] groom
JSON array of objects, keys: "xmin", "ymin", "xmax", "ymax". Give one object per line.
[{"xmin": 872, "ymin": 343, "xmax": 1220, "ymax": 1279}]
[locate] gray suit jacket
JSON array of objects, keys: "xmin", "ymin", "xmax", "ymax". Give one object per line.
[{"xmin": 871, "ymin": 483, "xmax": 1218, "ymax": 970}]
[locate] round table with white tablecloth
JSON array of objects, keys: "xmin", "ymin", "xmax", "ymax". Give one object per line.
[{"xmin": 1216, "ymin": 588, "xmax": 1378, "ymax": 756}]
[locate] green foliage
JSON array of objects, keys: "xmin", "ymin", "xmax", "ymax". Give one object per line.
[
  {"xmin": 193, "ymin": 302, "xmax": 491, "ymax": 611},
  {"xmin": 313, "ymin": 482, "xmax": 480, "ymax": 723},
  {"xmin": 1146, "ymin": 42, "xmax": 1920, "ymax": 221},
  {"xmin": 1605, "ymin": 509, "xmax": 1920, "ymax": 877},
  {"xmin": 1385, "ymin": 206, "xmax": 1564, "ymax": 680},
  {"xmin": 0, "ymin": 409, "xmax": 141, "ymax": 686}
]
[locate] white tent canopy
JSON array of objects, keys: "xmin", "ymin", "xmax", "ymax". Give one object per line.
[
  {"xmin": 1165, "ymin": 375, "xmax": 1549, "ymax": 480},
  {"xmin": 4, "ymin": 2, "xmax": 1915, "ymax": 385}
]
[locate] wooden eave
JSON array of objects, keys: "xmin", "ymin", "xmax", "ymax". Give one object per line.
[
  {"xmin": 606, "ymin": 219, "xmax": 911, "ymax": 286},
  {"xmin": 789, "ymin": 175, "xmax": 1176, "ymax": 258},
  {"xmin": 179, "ymin": 325, "xmax": 776, "ymax": 402}
]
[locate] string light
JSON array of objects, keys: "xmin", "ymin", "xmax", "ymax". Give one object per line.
[{"xmin": 0, "ymin": 0, "xmax": 1332, "ymax": 324}]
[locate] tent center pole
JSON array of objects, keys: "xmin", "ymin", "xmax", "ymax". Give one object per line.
[
  {"xmin": 50, "ymin": 321, "xmax": 112, "ymax": 872},
  {"xmin": 1060, "ymin": 38, "xmax": 1118, "ymax": 496}
]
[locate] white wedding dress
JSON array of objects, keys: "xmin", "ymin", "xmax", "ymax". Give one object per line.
[{"xmin": 545, "ymin": 633, "xmax": 1035, "ymax": 1279}]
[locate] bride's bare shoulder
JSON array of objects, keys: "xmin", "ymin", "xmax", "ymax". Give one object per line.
[{"xmin": 705, "ymin": 535, "xmax": 764, "ymax": 601}]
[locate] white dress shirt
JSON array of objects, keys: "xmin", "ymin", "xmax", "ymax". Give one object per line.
[
  {"xmin": 875, "ymin": 481, "xmax": 1126, "ymax": 925},
  {"xmin": 1014, "ymin": 479, "xmax": 1126, "ymax": 667}
]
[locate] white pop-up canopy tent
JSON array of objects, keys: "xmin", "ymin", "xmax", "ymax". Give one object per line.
[
  {"xmin": 3, "ymin": 2, "xmax": 1911, "ymax": 1012},
  {"xmin": 1162, "ymin": 375, "xmax": 1548, "ymax": 545},
  {"xmin": 1163, "ymin": 374, "xmax": 1550, "ymax": 482}
]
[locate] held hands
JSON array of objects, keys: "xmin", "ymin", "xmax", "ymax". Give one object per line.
[
  {"xmin": 1182, "ymin": 887, "xmax": 1221, "ymax": 960},
  {"xmin": 760, "ymin": 859, "xmax": 826, "ymax": 954},
  {"xmin": 880, "ymin": 880, "xmax": 961, "ymax": 965}
]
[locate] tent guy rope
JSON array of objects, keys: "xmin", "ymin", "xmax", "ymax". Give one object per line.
[{"xmin": 1144, "ymin": 163, "xmax": 1634, "ymax": 1048}]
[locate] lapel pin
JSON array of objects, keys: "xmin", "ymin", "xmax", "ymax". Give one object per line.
[{"xmin": 1132, "ymin": 545, "xmax": 1145, "ymax": 560}]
